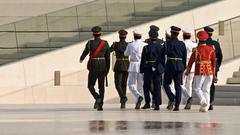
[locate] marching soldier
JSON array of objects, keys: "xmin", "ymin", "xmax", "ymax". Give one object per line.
[
  {"xmin": 186, "ymin": 31, "xmax": 217, "ymax": 112},
  {"xmin": 204, "ymin": 26, "xmax": 223, "ymax": 110},
  {"xmin": 145, "ymin": 25, "xmax": 165, "ymax": 46},
  {"xmin": 124, "ymin": 29, "xmax": 147, "ymax": 109},
  {"xmin": 181, "ymin": 28, "xmax": 197, "ymax": 110},
  {"xmin": 110, "ymin": 29, "xmax": 129, "ymax": 109},
  {"xmin": 140, "ymin": 30, "xmax": 165, "ymax": 110},
  {"xmin": 162, "ymin": 26, "xmax": 187, "ymax": 111},
  {"xmin": 80, "ymin": 26, "xmax": 110, "ymax": 111},
  {"xmin": 144, "ymin": 25, "xmax": 165, "ymax": 108}
]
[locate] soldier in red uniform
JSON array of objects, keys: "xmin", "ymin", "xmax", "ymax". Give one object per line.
[{"xmin": 186, "ymin": 31, "xmax": 216, "ymax": 112}]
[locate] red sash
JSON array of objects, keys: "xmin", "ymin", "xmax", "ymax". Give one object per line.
[{"xmin": 87, "ymin": 40, "xmax": 106, "ymax": 70}]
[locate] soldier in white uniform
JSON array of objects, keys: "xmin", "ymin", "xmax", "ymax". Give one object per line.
[
  {"xmin": 181, "ymin": 28, "xmax": 197, "ymax": 110},
  {"xmin": 124, "ymin": 29, "xmax": 147, "ymax": 109}
]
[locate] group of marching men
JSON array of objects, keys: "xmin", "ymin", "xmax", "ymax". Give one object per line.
[{"xmin": 80, "ymin": 25, "xmax": 223, "ymax": 112}]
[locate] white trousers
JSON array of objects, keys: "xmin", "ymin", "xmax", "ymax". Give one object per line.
[
  {"xmin": 193, "ymin": 75, "xmax": 213, "ymax": 108},
  {"xmin": 182, "ymin": 72, "xmax": 194, "ymax": 101},
  {"xmin": 127, "ymin": 72, "xmax": 143, "ymax": 101}
]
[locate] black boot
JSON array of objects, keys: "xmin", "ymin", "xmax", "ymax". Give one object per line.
[
  {"xmin": 173, "ymin": 106, "xmax": 179, "ymax": 111},
  {"xmin": 184, "ymin": 97, "xmax": 193, "ymax": 110},
  {"xmin": 151, "ymin": 99, "xmax": 156, "ymax": 108},
  {"xmin": 94, "ymin": 100, "xmax": 98, "ymax": 109},
  {"xmin": 208, "ymin": 105, "xmax": 213, "ymax": 110},
  {"xmin": 96, "ymin": 98, "xmax": 103, "ymax": 111},
  {"xmin": 120, "ymin": 97, "xmax": 128, "ymax": 109},
  {"xmin": 141, "ymin": 104, "xmax": 150, "ymax": 109},
  {"xmin": 154, "ymin": 105, "xmax": 160, "ymax": 111},
  {"xmin": 135, "ymin": 96, "xmax": 143, "ymax": 109},
  {"xmin": 166, "ymin": 101, "xmax": 174, "ymax": 110}
]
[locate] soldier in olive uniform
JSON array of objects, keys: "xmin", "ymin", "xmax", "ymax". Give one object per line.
[
  {"xmin": 110, "ymin": 29, "xmax": 129, "ymax": 109},
  {"xmin": 143, "ymin": 25, "xmax": 165, "ymax": 109},
  {"xmin": 80, "ymin": 26, "xmax": 110, "ymax": 111}
]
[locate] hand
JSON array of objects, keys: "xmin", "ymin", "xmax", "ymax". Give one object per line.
[
  {"xmin": 185, "ymin": 70, "xmax": 190, "ymax": 76},
  {"xmin": 213, "ymin": 76, "xmax": 218, "ymax": 83},
  {"xmin": 152, "ymin": 67, "xmax": 156, "ymax": 71}
]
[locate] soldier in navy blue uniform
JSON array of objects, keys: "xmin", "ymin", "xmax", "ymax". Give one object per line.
[
  {"xmin": 144, "ymin": 25, "xmax": 165, "ymax": 108},
  {"xmin": 140, "ymin": 30, "xmax": 165, "ymax": 110},
  {"xmin": 204, "ymin": 26, "xmax": 223, "ymax": 110},
  {"xmin": 162, "ymin": 26, "xmax": 187, "ymax": 111}
]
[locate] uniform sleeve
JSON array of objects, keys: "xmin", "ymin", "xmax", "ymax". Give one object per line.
[
  {"xmin": 182, "ymin": 43, "xmax": 187, "ymax": 70},
  {"xmin": 110, "ymin": 42, "xmax": 115, "ymax": 52},
  {"xmin": 187, "ymin": 50, "xmax": 196, "ymax": 73},
  {"xmin": 105, "ymin": 42, "xmax": 111, "ymax": 74},
  {"xmin": 80, "ymin": 41, "xmax": 90, "ymax": 61},
  {"xmin": 140, "ymin": 47, "xmax": 147, "ymax": 73},
  {"xmin": 124, "ymin": 43, "xmax": 130, "ymax": 56},
  {"xmin": 216, "ymin": 42, "xmax": 223, "ymax": 67},
  {"xmin": 158, "ymin": 45, "xmax": 165, "ymax": 68},
  {"xmin": 211, "ymin": 49, "xmax": 216, "ymax": 77}
]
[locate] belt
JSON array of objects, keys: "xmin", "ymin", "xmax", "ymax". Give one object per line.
[
  {"xmin": 92, "ymin": 57, "xmax": 105, "ymax": 60},
  {"xmin": 167, "ymin": 57, "xmax": 182, "ymax": 61},
  {"xmin": 196, "ymin": 60, "xmax": 211, "ymax": 64},
  {"xmin": 117, "ymin": 58, "xmax": 129, "ymax": 61},
  {"xmin": 146, "ymin": 60, "xmax": 156, "ymax": 63}
]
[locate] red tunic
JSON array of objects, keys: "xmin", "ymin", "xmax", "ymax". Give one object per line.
[{"xmin": 187, "ymin": 44, "xmax": 216, "ymax": 76}]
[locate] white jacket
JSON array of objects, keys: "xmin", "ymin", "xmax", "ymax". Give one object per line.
[
  {"xmin": 184, "ymin": 39, "xmax": 197, "ymax": 72},
  {"xmin": 124, "ymin": 39, "xmax": 147, "ymax": 73}
]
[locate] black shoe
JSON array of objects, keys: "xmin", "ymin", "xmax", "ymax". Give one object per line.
[
  {"xmin": 141, "ymin": 104, "xmax": 150, "ymax": 109},
  {"xmin": 97, "ymin": 106, "xmax": 103, "ymax": 111},
  {"xmin": 166, "ymin": 101, "xmax": 174, "ymax": 110},
  {"xmin": 208, "ymin": 105, "xmax": 213, "ymax": 110},
  {"xmin": 120, "ymin": 97, "xmax": 128, "ymax": 109},
  {"xmin": 135, "ymin": 96, "xmax": 143, "ymax": 110},
  {"xmin": 154, "ymin": 105, "xmax": 160, "ymax": 110},
  {"xmin": 96, "ymin": 98, "xmax": 102, "ymax": 110},
  {"xmin": 184, "ymin": 97, "xmax": 193, "ymax": 110},
  {"xmin": 151, "ymin": 100, "xmax": 156, "ymax": 108},
  {"xmin": 173, "ymin": 107, "xmax": 179, "ymax": 111},
  {"xmin": 94, "ymin": 100, "xmax": 98, "ymax": 109}
]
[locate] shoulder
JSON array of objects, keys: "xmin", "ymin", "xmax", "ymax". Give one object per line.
[{"xmin": 206, "ymin": 44, "xmax": 215, "ymax": 51}]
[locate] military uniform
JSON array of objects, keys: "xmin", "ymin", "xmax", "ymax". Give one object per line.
[
  {"xmin": 80, "ymin": 26, "xmax": 110, "ymax": 111},
  {"xmin": 181, "ymin": 28, "xmax": 197, "ymax": 110},
  {"xmin": 144, "ymin": 25, "xmax": 165, "ymax": 108},
  {"xmin": 124, "ymin": 28, "xmax": 147, "ymax": 109},
  {"xmin": 110, "ymin": 29, "xmax": 129, "ymax": 109},
  {"xmin": 140, "ymin": 30, "xmax": 165, "ymax": 110},
  {"xmin": 186, "ymin": 31, "xmax": 216, "ymax": 112},
  {"xmin": 204, "ymin": 26, "xmax": 223, "ymax": 110},
  {"xmin": 162, "ymin": 26, "xmax": 187, "ymax": 111}
]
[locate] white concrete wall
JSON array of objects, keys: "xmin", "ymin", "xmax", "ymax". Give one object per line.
[
  {"xmin": 0, "ymin": 0, "xmax": 239, "ymax": 104},
  {"xmin": 0, "ymin": 0, "xmax": 94, "ymax": 25}
]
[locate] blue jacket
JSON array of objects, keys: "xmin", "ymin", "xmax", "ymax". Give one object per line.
[{"xmin": 163, "ymin": 38, "xmax": 187, "ymax": 72}]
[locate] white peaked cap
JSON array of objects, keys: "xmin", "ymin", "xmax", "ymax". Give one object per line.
[
  {"xmin": 165, "ymin": 29, "xmax": 171, "ymax": 35},
  {"xmin": 133, "ymin": 28, "xmax": 142, "ymax": 35},
  {"xmin": 182, "ymin": 28, "xmax": 192, "ymax": 34}
]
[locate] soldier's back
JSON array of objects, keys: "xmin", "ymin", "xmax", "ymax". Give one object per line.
[
  {"xmin": 112, "ymin": 41, "xmax": 129, "ymax": 72},
  {"xmin": 89, "ymin": 38, "xmax": 110, "ymax": 72}
]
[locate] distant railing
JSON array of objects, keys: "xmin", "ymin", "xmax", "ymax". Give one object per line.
[
  {"xmin": 0, "ymin": 0, "xmax": 220, "ymax": 65},
  {"xmin": 195, "ymin": 15, "xmax": 240, "ymax": 61}
]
